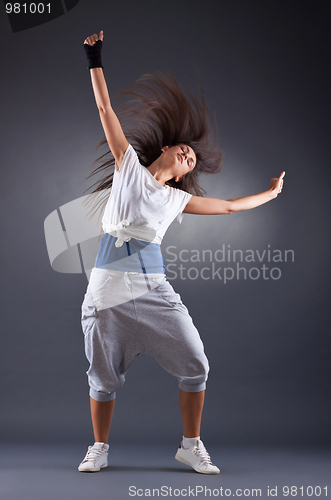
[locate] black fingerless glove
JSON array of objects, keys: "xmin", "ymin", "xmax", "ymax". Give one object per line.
[{"xmin": 84, "ymin": 40, "xmax": 103, "ymax": 70}]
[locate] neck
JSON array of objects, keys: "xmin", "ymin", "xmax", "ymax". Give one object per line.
[{"xmin": 147, "ymin": 157, "xmax": 174, "ymax": 186}]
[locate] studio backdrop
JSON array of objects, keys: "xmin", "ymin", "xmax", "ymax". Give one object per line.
[{"xmin": 0, "ymin": 0, "xmax": 330, "ymax": 446}]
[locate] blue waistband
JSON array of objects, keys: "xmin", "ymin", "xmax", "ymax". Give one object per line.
[{"xmin": 95, "ymin": 233, "xmax": 165, "ymax": 274}]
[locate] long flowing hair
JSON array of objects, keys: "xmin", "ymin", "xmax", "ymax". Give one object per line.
[{"xmin": 84, "ymin": 72, "xmax": 224, "ymax": 217}]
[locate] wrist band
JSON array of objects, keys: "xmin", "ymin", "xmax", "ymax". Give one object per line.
[{"xmin": 84, "ymin": 39, "xmax": 103, "ymax": 70}]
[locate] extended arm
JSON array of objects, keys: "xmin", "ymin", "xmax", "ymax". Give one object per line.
[
  {"xmin": 184, "ymin": 172, "xmax": 285, "ymax": 215},
  {"xmin": 84, "ymin": 31, "xmax": 129, "ymax": 168}
]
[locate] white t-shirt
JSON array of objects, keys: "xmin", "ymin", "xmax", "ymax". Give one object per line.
[{"xmin": 101, "ymin": 144, "xmax": 192, "ymax": 246}]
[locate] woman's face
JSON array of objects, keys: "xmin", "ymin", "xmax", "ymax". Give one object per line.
[{"xmin": 162, "ymin": 144, "xmax": 196, "ymax": 179}]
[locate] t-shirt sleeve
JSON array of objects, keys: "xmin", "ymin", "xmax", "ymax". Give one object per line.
[
  {"xmin": 114, "ymin": 143, "xmax": 138, "ymax": 173},
  {"xmin": 173, "ymin": 191, "xmax": 193, "ymax": 224}
]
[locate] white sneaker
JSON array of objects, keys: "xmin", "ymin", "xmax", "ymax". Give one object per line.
[
  {"xmin": 175, "ymin": 439, "xmax": 220, "ymax": 474},
  {"xmin": 78, "ymin": 442, "xmax": 109, "ymax": 472}
]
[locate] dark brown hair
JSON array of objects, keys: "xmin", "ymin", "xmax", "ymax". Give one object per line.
[{"xmin": 85, "ymin": 72, "xmax": 224, "ymax": 215}]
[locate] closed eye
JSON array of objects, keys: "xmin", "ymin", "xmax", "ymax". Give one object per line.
[{"xmin": 181, "ymin": 146, "xmax": 195, "ymax": 169}]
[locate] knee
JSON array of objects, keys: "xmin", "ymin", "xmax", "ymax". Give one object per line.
[
  {"xmin": 87, "ymin": 365, "xmax": 126, "ymax": 400},
  {"xmin": 193, "ymin": 352, "xmax": 210, "ymax": 379},
  {"xmin": 90, "ymin": 387, "xmax": 117, "ymax": 402},
  {"xmin": 178, "ymin": 353, "xmax": 209, "ymax": 392},
  {"xmin": 196, "ymin": 355, "xmax": 210, "ymax": 381}
]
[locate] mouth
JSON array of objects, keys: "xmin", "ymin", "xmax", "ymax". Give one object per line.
[{"xmin": 177, "ymin": 153, "xmax": 183, "ymax": 164}]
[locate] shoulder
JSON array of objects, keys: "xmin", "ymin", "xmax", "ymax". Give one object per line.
[
  {"xmin": 168, "ymin": 185, "xmax": 193, "ymax": 201},
  {"xmin": 115, "ymin": 143, "xmax": 141, "ymax": 173}
]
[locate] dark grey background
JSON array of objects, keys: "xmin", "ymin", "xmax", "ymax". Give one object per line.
[{"xmin": 1, "ymin": 0, "xmax": 330, "ymax": 451}]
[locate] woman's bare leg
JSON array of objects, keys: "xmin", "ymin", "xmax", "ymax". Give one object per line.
[
  {"xmin": 90, "ymin": 390, "xmax": 204, "ymax": 443},
  {"xmin": 90, "ymin": 396, "xmax": 115, "ymax": 443},
  {"xmin": 179, "ymin": 389, "xmax": 205, "ymax": 438}
]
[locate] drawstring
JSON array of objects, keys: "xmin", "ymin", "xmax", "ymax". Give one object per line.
[{"xmin": 124, "ymin": 271, "xmax": 132, "ymax": 290}]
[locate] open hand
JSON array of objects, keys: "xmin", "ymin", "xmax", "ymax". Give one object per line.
[
  {"xmin": 84, "ymin": 30, "xmax": 104, "ymax": 45},
  {"xmin": 270, "ymin": 171, "xmax": 285, "ymax": 197}
]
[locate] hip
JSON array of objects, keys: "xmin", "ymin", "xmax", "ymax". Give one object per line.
[{"xmin": 86, "ymin": 267, "xmax": 167, "ymax": 311}]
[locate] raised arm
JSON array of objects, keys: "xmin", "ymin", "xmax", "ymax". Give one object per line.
[
  {"xmin": 83, "ymin": 31, "xmax": 129, "ymax": 169},
  {"xmin": 184, "ymin": 172, "xmax": 285, "ymax": 215}
]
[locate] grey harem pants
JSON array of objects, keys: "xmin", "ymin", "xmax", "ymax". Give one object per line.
[{"xmin": 81, "ymin": 268, "xmax": 209, "ymax": 402}]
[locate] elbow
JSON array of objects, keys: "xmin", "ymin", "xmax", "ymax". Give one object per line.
[
  {"xmin": 218, "ymin": 208, "xmax": 233, "ymax": 215},
  {"xmin": 97, "ymin": 103, "xmax": 112, "ymax": 114},
  {"xmin": 225, "ymin": 202, "xmax": 234, "ymax": 215}
]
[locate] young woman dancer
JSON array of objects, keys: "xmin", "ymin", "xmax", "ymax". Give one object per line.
[{"xmin": 78, "ymin": 30, "xmax": 285, "ymax": 474}]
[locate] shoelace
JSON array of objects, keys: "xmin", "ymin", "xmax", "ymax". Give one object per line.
[
  {"xmin": 82, "ymin": 446, "xmax": 105, "ymax": 464},
  {"xmin": 194, "ymin": 443, "xmax": 214, "ymax": 467}
]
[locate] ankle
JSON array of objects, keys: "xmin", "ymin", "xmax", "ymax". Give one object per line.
[
  {"xmin": 94, "ymin": 439, "xmax": 109, "ymax": 446},
  {"xmin": 182, "ymin": 436, "xmax": 200, "ymax": 449}
]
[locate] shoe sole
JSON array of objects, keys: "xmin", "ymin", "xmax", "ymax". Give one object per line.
[
  {"xmin": 78, "ymin": 463, "xmax": 108, "ymax": 472},
  {"xmin": 175, "ymin": 452, "xmax": 220, "ymax": 475}
]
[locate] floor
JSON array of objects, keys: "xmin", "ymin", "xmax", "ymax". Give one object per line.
[{"xmin": 1, "ymin": 442, "xmax": 330, "ymax": 500}]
